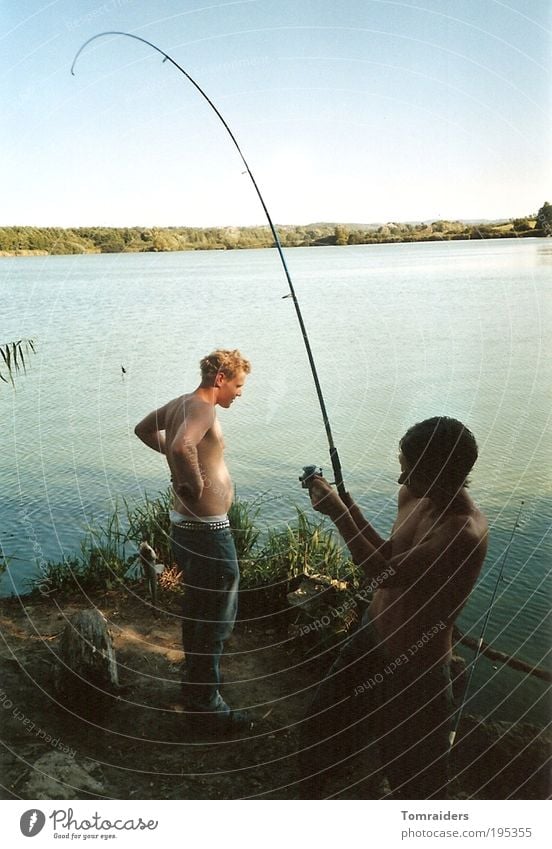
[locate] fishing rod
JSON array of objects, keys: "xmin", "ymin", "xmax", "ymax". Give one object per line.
[
  {"xmin": 71, "ymin": 31, "xmax": 346, "ymax": 499},
  {"xmin": 449, "ymin": 500, "xmax": 524, "ymax": 748}
]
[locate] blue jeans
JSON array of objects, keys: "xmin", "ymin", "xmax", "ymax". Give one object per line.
[
  {"xmin": 299, "ymin": 610, "xmax": 454, "ymax": 798},
  {"xmin": 171, "ymin": 524, "xmax": 239, "ymax": 714}
]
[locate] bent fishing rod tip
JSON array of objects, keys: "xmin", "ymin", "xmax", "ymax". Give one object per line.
[{"xmin": 68, "ymin": 28, "xmax": 346, "ymax": 501}]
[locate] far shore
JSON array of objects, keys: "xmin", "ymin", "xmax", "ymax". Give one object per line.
[{"xmin": 0, "ymin": 218, "xmax": 542, "ymax": 257}]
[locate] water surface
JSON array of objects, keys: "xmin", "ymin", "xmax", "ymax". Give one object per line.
[{"xmin": 1, "ymin": 239, "xmax": 550, "ymax": 723}]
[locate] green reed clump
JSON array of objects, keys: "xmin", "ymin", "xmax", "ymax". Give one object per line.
[
  {"xmin": 84, "ymin": 508, "xmax": 129, "ymax": 587},
  {"xmin": 228, "ymin": 496, "xmax": 261, "ymax": 564},
  {"xmin": 123, "ymin": 489, "xmax": 172, "ymax": 565},
  {"xmin": 28, "ymin": 500, "xmax": 134, "ymax": 594},
  {"xmin": 29, "ymin": 556, "xmax": 85, "ymax": 595},
  {"xmin": 268, "ymin": 509, "xmax": 355, "ymax": 581},
  {"xmin": 238, "ymin": 506, "xmax": 355, "ymax": 591},
  {"xmin": 28, "ymin": 509, "xmax": 130, "ymax": 594}
]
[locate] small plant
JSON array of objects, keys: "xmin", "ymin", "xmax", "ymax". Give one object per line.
[
  {"xmin": 228, "ymin": 496, "xmax": 261, "ymax": 564},
  {"xmin": 124, "ymin": 489, "xmax": 172, "ymax": 566},
  {"xmin": 27, "ymin": 556, "xmax": 86, "ymax": 595},
  {"xmin": 80, "ymin": 507, "xmax": 128, "ymax": 589},
  {"xmin": 27, "ymin": 505, "xmax": 130, "ymax": 594},
  {"xmin": 234, "ymin": 504, "xmax": 356, "ymax": 615},
  {"xmin": 158, "ymin": 564, "xmax": 184, "ymax": 595},
  {"xmin": 254, "ymin": 509, "xmax": 354, "ymax": 586}
]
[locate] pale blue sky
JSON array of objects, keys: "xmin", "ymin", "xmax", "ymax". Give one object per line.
[{"xmin": 2, "ymin": 0, "xmax": 550, "ymax": 226}]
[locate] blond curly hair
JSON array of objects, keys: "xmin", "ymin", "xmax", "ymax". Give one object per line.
[{"xmin": 199, "ymin": 349, "xmax": 251, "ymax": 385}]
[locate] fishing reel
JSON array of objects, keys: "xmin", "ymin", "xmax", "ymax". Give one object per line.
[{"xmin": 299, "ymin": 465, "xmax": 322, "ymax": 489}]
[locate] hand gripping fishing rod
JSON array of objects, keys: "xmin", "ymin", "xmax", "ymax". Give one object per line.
[
  {"xmin": 449, "ymin": 500, "xmax": 524, "ymax": 749},
  {"xmin": 71, "ymin": 31, "xmax": 346, "ymax": 499}
]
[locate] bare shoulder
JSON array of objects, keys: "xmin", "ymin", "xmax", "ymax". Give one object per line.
[
  {"xmin": 166, "ymin": 393, "xmax": 216, "ymax": 454},
  {"xmin": 168, "ymin": 393, "xmax": 213, "ymax": 424},
  {"xmin": 452, "ymin": 496, "xmax": 487, "ymax": 533},
  {"xmin": 185, "ymin": 394, "xmax": 216, "ymax": 424},
  {"xmin": 397, "ymin": 484, "xmax": 417, "ymax": 508},
  {"xmin": 445, "ymin": 501, "xmax": 488, "ymax": 558}
]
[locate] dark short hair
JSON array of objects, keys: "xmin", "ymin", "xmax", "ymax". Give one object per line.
[{"xmin": 399, "ymin": 417, "xmax": 478, "ymax": 493}]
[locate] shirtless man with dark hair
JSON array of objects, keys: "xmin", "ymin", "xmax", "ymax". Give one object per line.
[
  {"xmin": 299, "ymin": 416, "xmax": 488, "ymax": 798},
  {"xmin": 134, "ymin": 349, "xmax": 253, "ymax": 735}
]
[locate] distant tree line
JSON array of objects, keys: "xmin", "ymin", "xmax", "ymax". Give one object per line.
[{"xmin": 0, "ymin": 212, "xmax": 543, "ymax": 257}]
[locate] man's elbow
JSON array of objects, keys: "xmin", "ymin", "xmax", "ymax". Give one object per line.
[
  {"xmin": 170, "ymin": 437, "xmax": 196, "ymax": 460},
  {"xmin": 135, "ymin": 421, "xmax": 157, "ymax": 447},
  {"xmin": 134, "ymin": 422, "xmax": 147, "ymax": 442}
]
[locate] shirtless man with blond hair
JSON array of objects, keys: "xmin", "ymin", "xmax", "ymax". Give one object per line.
[
  {"xmin": 134, "ymin": 349, "xmax": 252, "ymax": 735},
  {"xmin": 300, "ymin": 416, "xmax": 488, "ymax": 798}
]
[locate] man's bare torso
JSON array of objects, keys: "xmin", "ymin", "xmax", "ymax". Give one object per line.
[
  {"xmin": 165, "ymin": 393, "xmax": 233, "ymax": 517},
  {"xmin": 369, "ymin": 487, "xmax": 488, "ymax": 666}
]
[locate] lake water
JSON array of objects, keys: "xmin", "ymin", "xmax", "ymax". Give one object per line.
[{"xmin": 1, "ymin": 239, "xmax": 550, "ymax": 725}]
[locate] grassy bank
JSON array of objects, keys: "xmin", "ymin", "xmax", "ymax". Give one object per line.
[{"xmin": 28, "ymin": 490, "xmax": 357, "ymax": 611}]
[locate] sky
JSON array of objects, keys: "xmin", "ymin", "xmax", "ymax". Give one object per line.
[{"xmin": 1, "ymin": 0, "xmax": 550, "ymax": 227}]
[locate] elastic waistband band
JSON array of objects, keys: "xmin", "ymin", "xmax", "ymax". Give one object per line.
[
  {"xmin": 170, "ymin": 509, "xmax": 228, "ymax": 524},
  {"xmin": 172, "ymin": 518, "xmax": 231, "ymax": 532}
]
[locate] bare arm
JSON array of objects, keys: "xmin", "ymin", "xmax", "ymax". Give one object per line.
[
  {"xmin": 309, "ymin": 478, "xmax": 389, "ymax": 578},
  {"xmin": 134, "ymin": 404, "xmax": 169, "ymax": 454},
  {"xmin": 309, "ymin": 477, "xmax": 484, "ymax": 587},
  {"xmin": 169, "ymin": 401, "xmax": 215, "ymax": 501},
  {"xmin": 342, "ymin": 491, "xmax": 390, "ymax": 555}
]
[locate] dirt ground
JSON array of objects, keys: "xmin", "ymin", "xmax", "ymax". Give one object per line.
[{"xmin": 0, "ymin": 588, "xmax": 549, "ymax": 800}]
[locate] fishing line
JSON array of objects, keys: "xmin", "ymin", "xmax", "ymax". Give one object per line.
[
  {"xmin": 449, "ymin": 499, "xmax": 525, "ymax": 749},
  {"xmin": 71, "ymin": 31, "xmax": 346, "ymax": 497}
]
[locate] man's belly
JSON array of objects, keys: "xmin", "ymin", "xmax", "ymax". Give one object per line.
[{"xmin": 173, "ymin": 465, "xmax": 233, "ymax": 517}]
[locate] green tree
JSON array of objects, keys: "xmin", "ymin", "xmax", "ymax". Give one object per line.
[
  {"xmin": 536, "ymin": 202, "xmax": 552, "ymax": 235},
  {"xmin": 512, "ymin": 218, "xmax": 533, "ymax": 232},
  {"xmin": 334, "ymin": 225, "xmax": 348, "ymax": 246},
  {"xmin": 95, "ymin": 229, "xmax": 126, "ymax": 253}
]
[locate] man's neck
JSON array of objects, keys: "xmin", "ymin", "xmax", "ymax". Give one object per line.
[
  {"xmin": 429, "ymin": 486, "xmax": 471, "ymax": 515},
  {"xmin": 194, "ymin": 384, "xmax": 217, "ymax": 405}
]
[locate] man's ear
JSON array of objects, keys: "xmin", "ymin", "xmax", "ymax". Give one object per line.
[{"xmin": 214, "ymin": 370, "xmax": 226, "ymax": 388}]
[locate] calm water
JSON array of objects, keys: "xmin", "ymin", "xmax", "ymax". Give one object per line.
[{"xmin": 1, "ymin": 239, "xmax": 550, "ymax": 724}]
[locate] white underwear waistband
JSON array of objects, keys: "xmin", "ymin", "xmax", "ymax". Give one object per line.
[{"xmin": 170, "ymin": 510, "xmax": 229, "ymax": 525}]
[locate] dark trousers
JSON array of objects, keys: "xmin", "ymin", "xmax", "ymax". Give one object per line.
[
  {"xmin": 171, "ymin": 524, "xmax": 239, "ymax": 713},
  {"xmin": 299, "ymin": 611, "xmax": 454, "ymax": 799}
]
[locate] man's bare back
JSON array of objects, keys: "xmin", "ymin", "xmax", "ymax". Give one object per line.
[{"xmin": 369, "ymin": 484, "xmax": 488, "ymax": 664}]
